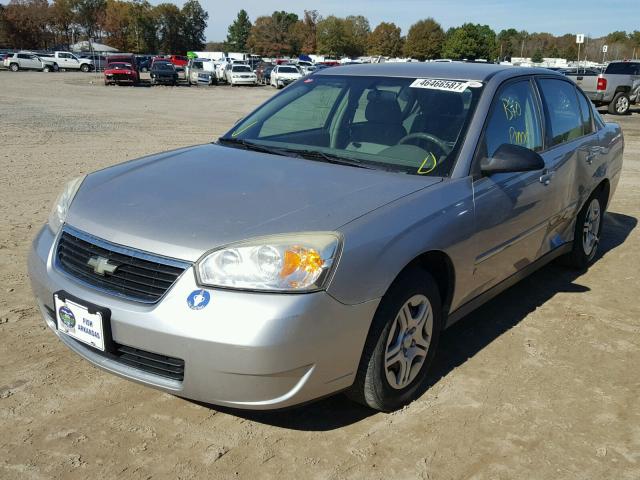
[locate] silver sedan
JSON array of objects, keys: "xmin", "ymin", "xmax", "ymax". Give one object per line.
[{"xmin": 29, "ymin": 63, "xmax": 624, "ymax": 411}]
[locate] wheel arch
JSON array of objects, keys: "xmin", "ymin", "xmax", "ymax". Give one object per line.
[
  {"xmin": 394, "ymin": 250, "xmax": 456, "ymax": 317},
  {"xmin": 596, "ymin": 178, "xmax": 611, "ymax": 209},
  {"xmin": 615, "ymin": 85, "xmax": 631, "ymax": 95}
]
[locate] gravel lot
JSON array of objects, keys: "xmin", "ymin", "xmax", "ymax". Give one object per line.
[{"xmin": 1, "ymin": 71, "xmax": 639, "ymax": 480}]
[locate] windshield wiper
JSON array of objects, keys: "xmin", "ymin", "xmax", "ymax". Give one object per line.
[
  {"xmin": 217, "ymin": 137, "xmax": 288, "ymax": 156},
  {"xmin": 218, "ymin": 138, "xmax": 374, "ymax": 170},
  {"xmin": 279, "ymin": 148, "xmax": 374, "ymax": 170}
]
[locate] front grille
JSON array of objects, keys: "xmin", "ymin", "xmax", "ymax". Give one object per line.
[
  {"xmin": 56, "ymin": 227, "xmax": 190, "ymax": 303},
  {"xmin": 115, "ymin": 345, "xmax": 185, "ymax": 381}
]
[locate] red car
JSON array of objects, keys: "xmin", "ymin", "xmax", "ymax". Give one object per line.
[
  {"xmin": 168, "ymin": 55, "xmax": 188, "ymax": 67},
  {"xmin": 104, "ymin": 62, "xmax": 139, "ymax": 86}
]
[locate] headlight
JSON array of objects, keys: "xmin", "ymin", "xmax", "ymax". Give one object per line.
[
  {"xmin": 48, "ymin": 176, "xmax": 85, "ymax": 234},
  {"xmin": 196, "ymin": 233, "xmax": 341, "ymax": 292}
]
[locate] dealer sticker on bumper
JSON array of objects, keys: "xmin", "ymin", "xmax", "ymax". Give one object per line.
[{"xmin": 54, "ymin": 295, "xmax": 105, "ymax": 351}]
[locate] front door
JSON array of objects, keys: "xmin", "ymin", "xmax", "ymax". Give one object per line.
[{"xmin": 468, "ymin": 78, "xmax": 553, "ymax": 298}]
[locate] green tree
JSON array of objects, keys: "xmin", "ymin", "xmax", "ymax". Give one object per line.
[
  {"xmin": 403, "ymin": 18, "xmax": 444, "ymax": 60},
  {"xmin": 442, "ymin": 23, "xmax": 496, "ymax": 60},
  {"xmin": 316, "ymin": 15, "xmax": 348, "ymax": 56},
  {"xmin": 154, "ymin": 2, "xmax": 184, "ymax": 53},
  {"xmin": 181, "ymin": 0, "xmax": 207, "ymax": 51},
  {"xmin": 343, "ymin": 14, "xmax": 369, "ymax": 56},
  {"xmin": 128, "ymin": 0, "xmax": 157, "ymax": 53},
  {"xmin": 367, "ymin": 22, "xmax": 402, "ymax": 57},
  {"xmin": 226, "ymin": 9, "xmax": 251, "ymax": 51},
  {"xmin": 531, "ymin": 49, "xmax": 543, "ymax": 63}
]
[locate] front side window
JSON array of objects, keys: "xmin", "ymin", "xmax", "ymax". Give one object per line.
[
  {"xmin": 222, "ymin": 75, "xmax": 483, "ymax": 176},
  {"xmin": 480, "ymin": 79, "xmax": 543, "ymax": 159},
  {"xmin": 538, "ymin": 79, "xmax": 583, "ymax": 147}
]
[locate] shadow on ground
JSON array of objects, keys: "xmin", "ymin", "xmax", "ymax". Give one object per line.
[{"xmin": 197, "ymin": 212, "xmax": 636, "ymax": 431}]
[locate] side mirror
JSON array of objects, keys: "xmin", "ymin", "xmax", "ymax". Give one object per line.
[{"xmin": 481, "ymin": 143, "xmax": 545, "ymax": 175}]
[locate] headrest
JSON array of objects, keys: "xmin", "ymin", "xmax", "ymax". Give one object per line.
[{"xmin": 365, "ymin": 90, "xmax": 402, "ymax": 124}]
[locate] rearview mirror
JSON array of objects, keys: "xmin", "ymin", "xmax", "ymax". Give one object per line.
[{"xmin": 480, "ymin": 143, "xmax": 545, "ymax": 175}]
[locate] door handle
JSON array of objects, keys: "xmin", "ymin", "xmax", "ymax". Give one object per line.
[
  {"xmin": 539, "ymin": 170, "xmax": 554, "ymax": 186},
  {"xmin": 585, "ymin": 152, "xmax": 596, "ymax": 165}
]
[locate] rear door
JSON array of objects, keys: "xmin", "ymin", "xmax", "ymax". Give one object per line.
[
  {"xmin": 470, "ymin": 77, "xmax": 553, "ymax": 292},
  {"xmin": 535, "ymin": 77, "xmax": 591, "ymax": 246}
]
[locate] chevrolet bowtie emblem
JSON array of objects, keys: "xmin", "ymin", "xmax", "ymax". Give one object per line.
[{"xmin": 87, "ymin": 256, "xmax": 119, "ymax": 276}]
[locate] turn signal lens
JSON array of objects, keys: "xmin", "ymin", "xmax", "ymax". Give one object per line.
[{"xmin": 196, "ymin": 233, "xmax": 341, "ymax": 292}]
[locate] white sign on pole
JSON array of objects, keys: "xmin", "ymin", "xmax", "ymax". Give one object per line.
[
  {"xmin": 576, "ymin": 34, "xmax": 585, "ymax": 44},
  {"xmin": 602, "ymin": 45, "xmax": 608, "ymax": 53}
]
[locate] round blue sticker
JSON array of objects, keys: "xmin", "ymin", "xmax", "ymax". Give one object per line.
[
  {"xmin": 187, "ymin": 289, "xmax": 210, "ymax": 310},
  {"xmin": 58, "ymin": 305, "xmax": 76, "ymax": 328}
]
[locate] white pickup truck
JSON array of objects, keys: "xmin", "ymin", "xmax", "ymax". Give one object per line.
[{"xmin": 39, "ymin": 51, "xmax": 94, "ymax": 72}]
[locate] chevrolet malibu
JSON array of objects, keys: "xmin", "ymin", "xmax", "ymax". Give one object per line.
[{"xmin": 29, "ymin": 64, "xmax": 624, "ymax": 412}]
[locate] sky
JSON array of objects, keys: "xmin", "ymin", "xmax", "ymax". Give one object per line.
[{"xmin": 162, "ymin": 0, "xmax": 637, "ymax": 42}]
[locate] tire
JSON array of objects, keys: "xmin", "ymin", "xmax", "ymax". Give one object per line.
[
  {"xmin": 608, "ymin": 92, "xmax": 630, "ymax": 115},
  {"xmin": 80, "ymin": 63, "xmax": 90, "ymax": 72},
  {"xmin": 43, "ymin": 65, "xmax": 51, "ymax": 72},
  {"xmin": 559, "ymin": 189, "xmax": 605, "ymax": 269},
  {"xmin": 10, "ymin": 63, "xmax": 18, "ymax": 72},
  {"xmin": 347, "ymin": 268, "xmax": 443, "ymax": 412}
]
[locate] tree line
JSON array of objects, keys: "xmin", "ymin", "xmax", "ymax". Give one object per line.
[
  {"xmin": 220, "ymin": 9, "xmax": 640, "ymax": 62},
  {"xmin": 0, "ymin": 0, "xmax": 208, "ymax": 53},
  {"xmin": 2, "ymin": 2, "xmax": 640, "ymax": 62}
]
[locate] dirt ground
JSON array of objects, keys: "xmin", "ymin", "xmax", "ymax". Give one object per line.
[{"xmin": 0, "ymin": 71, "xmax": 639, "ymax": 480}]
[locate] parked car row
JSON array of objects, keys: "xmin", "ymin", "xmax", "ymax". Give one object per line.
[{"xmin": 3, "ymin": 51, "xmax": 94, "ymax": 72}]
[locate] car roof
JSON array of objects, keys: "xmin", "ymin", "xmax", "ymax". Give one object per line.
[{"xmin": 313, "ymin": 62, "xmax": 560, "ymax": 82}]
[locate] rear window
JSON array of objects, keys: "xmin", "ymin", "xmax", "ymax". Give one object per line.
[{"xmin": 605, "ymin": 62, "xmax": 640, "ymax": 75}]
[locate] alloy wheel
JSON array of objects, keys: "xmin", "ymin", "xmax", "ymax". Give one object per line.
[
  {"xmin": 582, "ymin": 198, "xmax": 601, "ymax": 256},
  {"xmin": 384, "ymin": 294, "xmax": 433, "ymax": 390},
  {"xmin": 616, "ymin": 96, "xmax": 629, "ymax": 114}
]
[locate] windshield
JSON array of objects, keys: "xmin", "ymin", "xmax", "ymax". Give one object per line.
[
  {"xmin": 232, "ymin": 65, "xmax": 251, "ymax": 72},
  {"xmin": 221, "ymin": 75, "xmax": 483, "ymax": 176},
  {"xmin": 154, "ymin": 63, "xmax": 174, "ymax": 71},
  {"xmin": 279, "ymin": 66, "xmax": 298, "ymax": 73}
]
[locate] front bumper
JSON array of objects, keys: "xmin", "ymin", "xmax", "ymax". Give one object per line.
[{"xmin": 28, "ymin": 226, "xmax": 378, "ymax": 409}]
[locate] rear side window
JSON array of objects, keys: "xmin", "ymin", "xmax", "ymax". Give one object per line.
[
  {"xmin": 538, "ymin": 79, "xmax": 583, "ymax": 147},
  {"xmin": 604, "ymin": 62, "xmax": 639, "ymax": 75},
  {"xmin": 576, "ymin": 89, "xmax": 594, "ymax": 135},
  {"xmin": 481, "ymin": 79, "xmax": 543, "ymax": 158}
]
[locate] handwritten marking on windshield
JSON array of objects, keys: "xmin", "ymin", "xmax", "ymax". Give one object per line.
[{"xmin": 417, "ymin": 152, "xmax": 438, "ymax": 174}]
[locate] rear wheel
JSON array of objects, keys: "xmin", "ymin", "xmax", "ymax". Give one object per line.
[
  {"xmin": 347, "ymin": 268, "xmax": 442, "ymax": 411},
  {"xmin": 608, "ymin": 92, "xmax": 630, "ymax": 115},
  {"xmin": 559, "ymin": 190, "xmax": 605, "ymax": 269},
  {"xmin": 10, "ymin": 63, "xmax": 18, "ymax": 72}
]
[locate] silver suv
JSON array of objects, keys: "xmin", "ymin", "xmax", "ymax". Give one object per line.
[{"xmin": 3, "ymin": 52, "xmax": 57, "ymax": 72}]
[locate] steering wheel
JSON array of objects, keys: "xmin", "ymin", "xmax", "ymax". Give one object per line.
[{"xmin": 398, "ymin": 132, "xmax": 451, "ymax": 156}]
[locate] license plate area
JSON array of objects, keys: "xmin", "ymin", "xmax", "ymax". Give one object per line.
[{"xmin": 53, "ymin": 291, "xmax": 115, "ymax": 353}]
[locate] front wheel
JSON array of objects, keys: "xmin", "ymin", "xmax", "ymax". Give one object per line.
[
  {"xmin": 347, "ymin": 268, "xmax": 442, "ymax": 411},
  {"xmin": 80, "ymin": 64, "xmax": 90, "ymax": 72},
  {"xmin": 559, "ymin": 190, "xmax": 605, "ymax": 269},
  {"xmin": 43, "ymin": 65, "xmax": 52, "ymax": 72},
  {"xmin": 608, "ymin": 92, "xmax": 630, "ymax": 115}
]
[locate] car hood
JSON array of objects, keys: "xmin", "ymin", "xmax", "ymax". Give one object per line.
[{"xmin": 66, "ymin": 144, "xmax": 441, "ymax": 262}]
